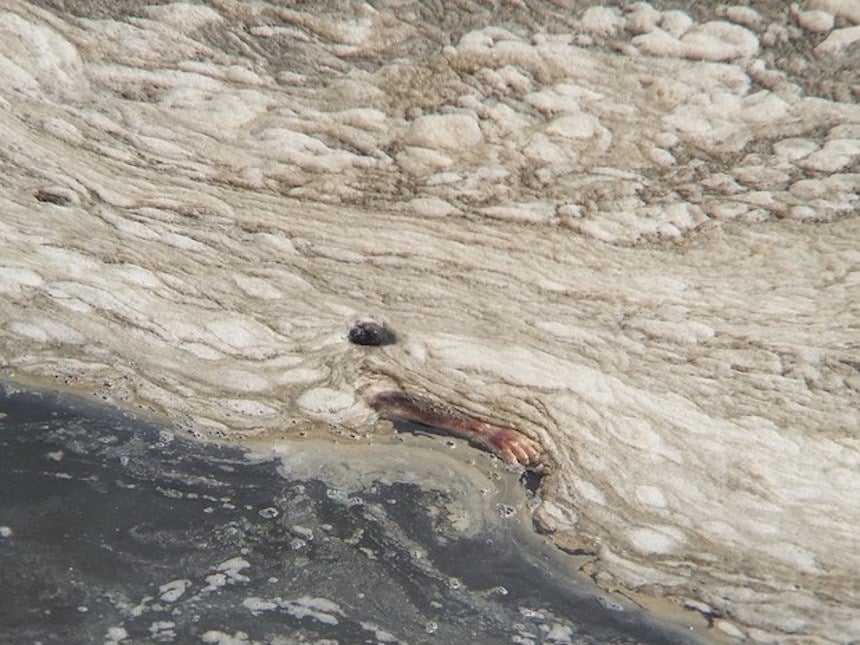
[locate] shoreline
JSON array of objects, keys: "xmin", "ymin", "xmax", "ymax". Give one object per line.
[{"xmin": 0, "ymin": 379, "xmax": 713, "ymax": 643}]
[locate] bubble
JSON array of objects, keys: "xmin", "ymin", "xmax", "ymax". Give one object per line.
[
  {"xmin": 496, "ymin": 503, "xmax": 516, "ymax": 518},
  {"xmin": 325, "ymin": 488, "xmax": 347, "ymax": 503},
  {"xmin": 291, "ymin": 525, "xmax": 314, "ymax": 541}
]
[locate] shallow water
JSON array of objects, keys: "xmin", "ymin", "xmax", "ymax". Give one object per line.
[
  {"xmin": 0, "ymin": 0, "xmax": 858, "ymax": 641},
  {"xmin": 0, "ymin": 384, "xmax": 706, "ymax": 644}
]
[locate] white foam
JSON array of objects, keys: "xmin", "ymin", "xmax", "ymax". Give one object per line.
[
  {"xmin": 242, "ymin": 597, "xmax": 277, "ymax": 614},
  {"xmin": 201, "ymin": 631, "xmax": 252, "ymax": 645},
  {"xmin": 280, "ymin": 596, "xmax": 344, "ymax": 626},
  {"xmin": 158, "ymin": 579, "xmax": 190, "ymax": 603},
  {"xmin": 148, "ymin": 622, "xmax": 175, "ymax": 639},
  {"xmin": 215, "ymin": 557, "xmax": 251, "ymax": 583},
  {"xmin": 203, "ymin": 573, "xmax": 227, "ymax": 592},
  {"xmin": 360, "ymin": 622, "xmax": 397, "ymax": 643},
  {"xmin": 103, "ymin": 625, "xmax": 128, "ymax": 644},
  {"xmin": 544, "ymin": 623, "xmax": 574, "ymax": 643}
]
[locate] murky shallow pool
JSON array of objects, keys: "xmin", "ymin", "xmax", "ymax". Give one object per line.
[{"xmin": 0, "ymin": 383, "xmax": 707, "ymax": 644}]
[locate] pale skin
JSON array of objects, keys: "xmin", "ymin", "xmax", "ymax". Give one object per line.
[{"xmin": 369, "ymin": 390, "xmax": 543, "ymax": 466}]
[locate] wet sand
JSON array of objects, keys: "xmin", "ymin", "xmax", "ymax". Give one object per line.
[{"xmin": 0, "ymin": 382, "xmax": 710, "ymax": 644}]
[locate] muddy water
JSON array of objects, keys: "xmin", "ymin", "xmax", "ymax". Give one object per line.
[
  {"xmin": 0, "ymin": 383, "xmax": 707, "ymax": 643},
  {"xmin": 0, "ymin": 0, "xmax": 858, "ymax": 641}
]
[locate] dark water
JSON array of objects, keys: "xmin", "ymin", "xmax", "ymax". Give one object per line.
[{"xmin": 0, "ymin": 384, "xmax": 702, "ymax": 644}]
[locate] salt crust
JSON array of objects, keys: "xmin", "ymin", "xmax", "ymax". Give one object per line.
[
  {"xmin": 1, "ymin": 2, "xmax": 858, "ymax": 641},
  {"xmin": 407, "ymin": 113, "xmax": 483, "ymax": 151}
]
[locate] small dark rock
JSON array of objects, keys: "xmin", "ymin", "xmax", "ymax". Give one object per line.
[{"xmin": 348, "ymin": 318, "xmax": 396, "ymax": 346}]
